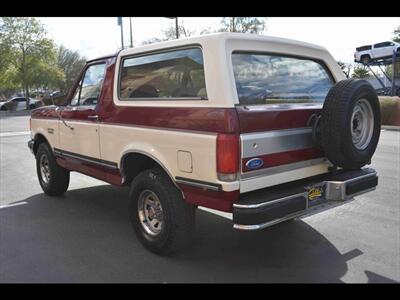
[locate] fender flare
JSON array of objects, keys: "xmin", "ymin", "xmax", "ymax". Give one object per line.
[{"xmin": 119, "ymin": 150, "xmax": 180, "ymax": 190}]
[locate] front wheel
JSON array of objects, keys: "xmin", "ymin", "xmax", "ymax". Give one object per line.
[
  {"xmin": 36, "ymin": 143, "xmax": 70, "ymax": 196},
  {"xmin": 129, "ymin": 168, "xmax": 195, "ymax": 255}
]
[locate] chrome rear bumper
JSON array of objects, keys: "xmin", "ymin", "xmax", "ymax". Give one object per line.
[{"xmin": 233, "ymin": 168, "xmax": 377, "ymax": 230}]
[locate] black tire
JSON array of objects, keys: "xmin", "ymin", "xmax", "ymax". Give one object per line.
[
  {"xmin": 361, "ymin": 55, "xmax": 371, "ymax": 65},
  {"xmin": 320, "ymin": 79, "xmax": 381, "ymax": 170},
  {"xmin": 29, "ymin": 104, "xmax": 35, "ymax": 110},
  {"xmin": 0, "ymin": 106, "xmax": 6, "ymax": 111},
  {"xmin": 129, "ymin": 168, "xmax": 195, "ymax": 255},
  {"xmin": 36, "ymin": 142, "xmax": 70, "ymax": 196}
]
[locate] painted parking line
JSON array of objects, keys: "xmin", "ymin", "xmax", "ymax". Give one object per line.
[
  {"xmin": 0, "ymin": 131, "xmax": 30, "ymax": 137},
  {"xmin": 0, "ymin": 201, "xmax": 28, "ymax": 209}
]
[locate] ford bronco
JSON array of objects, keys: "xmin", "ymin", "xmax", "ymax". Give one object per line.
[{"xmin": 28, "ymin": 33, "xmax": 380, "ymax": 254}]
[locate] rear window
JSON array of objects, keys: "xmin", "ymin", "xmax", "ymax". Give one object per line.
[
  {"xmin": 119, "ymin": 47, "xmax": 207, "ymax": 100},
  {"xmin": 232, "ymin": 52, "xmax": 334, "ymax": 105},
  {"xmin": 356, "ymin": 45, "xmax": 372, "ymax": 51}
]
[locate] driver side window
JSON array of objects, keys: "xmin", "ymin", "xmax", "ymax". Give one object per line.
[{"xmin": 71, "ymin": 63, "xmax": 106, "ymax": 106}]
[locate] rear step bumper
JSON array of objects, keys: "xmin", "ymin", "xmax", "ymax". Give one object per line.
[{"xmin": 233, "ymin": 168, "xmax": 377, "ymax": 230}]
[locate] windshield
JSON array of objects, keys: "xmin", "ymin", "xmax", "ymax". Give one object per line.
[{"xmin": 232, "ymin": 52, "xmax": 334, "ymax": 106}]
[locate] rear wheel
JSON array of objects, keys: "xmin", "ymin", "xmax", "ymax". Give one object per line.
[
  {"xmin": 129, "ymin": 168, "xmax": 195, "ymax": 255},
  {"xmin": 361, "ymin": 55, "xmax": 371, "ymax": 65},
  {"xmin": 36, "ymin": 143, "xmax": 70, "ymax": 196}
]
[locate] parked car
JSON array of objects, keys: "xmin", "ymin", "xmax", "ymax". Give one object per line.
[
  {"xmin": 0, "ymin": 97, "xmax": 41, "ymax": 111},
  {"xmin": 28, "ymin": 33, "xmax": 381, "ymax": 254},
  {"xmin": 354, "ymin": 41, "xmax": 400, "ymax": 64}
]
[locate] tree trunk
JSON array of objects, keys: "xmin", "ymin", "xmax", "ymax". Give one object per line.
[
  {"xmin": 20, "ymin": 47, "xmax": 30, "ymax": 110},
  {"xmin": 25, "ymin": 85, "xmax": 30, "ymax": 110},
  {"xmin": 231, "ymin": 17, "xmax": 236, "ymax": 32}
]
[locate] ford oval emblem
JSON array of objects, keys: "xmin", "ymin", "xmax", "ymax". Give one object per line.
[{"xmin": 246, "ymin": 158, "xmax": 264, "ymax": 169}]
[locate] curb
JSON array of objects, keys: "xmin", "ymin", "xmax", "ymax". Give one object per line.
[{"xmin": 382, "ymin": 125, "xmax": 400, "ymax": 131}]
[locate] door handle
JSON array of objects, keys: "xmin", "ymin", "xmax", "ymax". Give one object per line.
[{"xmin": 87, "ymin": 115, "xmax": 99, "ymax": 120}]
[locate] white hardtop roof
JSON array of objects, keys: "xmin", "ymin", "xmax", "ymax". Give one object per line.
[
  {"xmin": 113, "ymin": 32, "xmax": 344, "ymax": 108},
  {"xmin": 118, "ymin": 32, "xmax": 328, "ymax": 57}
]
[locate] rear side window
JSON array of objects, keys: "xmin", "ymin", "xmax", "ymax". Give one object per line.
[
  {"xmin": 374, "ymin": 42, "xmax": 392, "ymax": 48},
  {"xmin": 119, "ymin": 47, "xmax": 207, "ymax": 100},
  {"xmin": 356, "ymin": 45, "xmax": 372, "ymax": 51},
  {"xmin": 232, "ymin": 52, "xmax": 334, "ymax": 105}
]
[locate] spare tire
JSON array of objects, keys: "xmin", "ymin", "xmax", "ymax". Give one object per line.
[{"xmin": 320, "ymin": 79, "xmax": 381, "ymax": 170}]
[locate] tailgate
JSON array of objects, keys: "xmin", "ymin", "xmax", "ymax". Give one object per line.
[{"xmin": 236, "ymin": 104, "xmax": 331, "ymax": 193}]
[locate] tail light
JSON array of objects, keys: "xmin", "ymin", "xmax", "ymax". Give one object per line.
[{"xmin": 216, "ymin": 133, "xmax": 239, "ymax": 182}]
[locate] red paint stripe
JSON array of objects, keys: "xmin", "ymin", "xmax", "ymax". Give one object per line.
[
  {"xmin": 178, "ymin": 184, "xmax": 239, "ymax": 212},
  {"xmin": 242, "ymin": 148, "xmax": 323, "ymax": 172},
  {"xmin": 56, "ymin": 156, "xmax": 123, "ymax": 186},
  {"xmin": 101, "ymin": 106, "xmax": 239, "ymax": 133},
  {"xmin": 31, "ymin": 106, "xmax": 240, "ymax": 134}
]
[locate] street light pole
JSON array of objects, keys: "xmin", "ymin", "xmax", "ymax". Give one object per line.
[
  {"xmin": 175, "ymin": 17, "xmax": 179, "ymax": 39},
  {"xmin": 129, "ymin": 17, "xmax": 133, "ymax": 48},
  {"xmin": 165, "ymin": 17, "xmax": 179, "ymax": 39},
  {"xmin": 118, "ymin": 17, "xmax": 124, "ymax": 49}
]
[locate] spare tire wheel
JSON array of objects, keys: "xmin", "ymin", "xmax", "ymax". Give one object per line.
[{"xmin": 320, "ymin": 79, "xmax": 381, "ymax": 170}]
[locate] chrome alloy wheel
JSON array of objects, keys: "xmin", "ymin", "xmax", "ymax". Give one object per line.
[
  {"xmin": 138, "ymin": 190, "xmax": 164, "ymax": 236},
  {"xmin": 39, "ymin": 154, "xmax": 51, "ymax": 184},
  {"xmin": 351, "ymin": 98, "xmax": 374, "ymax": 150}
]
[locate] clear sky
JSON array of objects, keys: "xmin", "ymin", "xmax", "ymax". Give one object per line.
[{"xmin": 39, "ymin": 17, "xmax": 400, "ymax": 63}]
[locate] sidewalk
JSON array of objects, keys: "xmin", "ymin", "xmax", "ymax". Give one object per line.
[
  {"xmin": 0, "ymin": 110, "xmax": 31, "ymax": 117},
  {"xmin": 382, "ymin": 125, "xmax": 400, "ymax": 131}
]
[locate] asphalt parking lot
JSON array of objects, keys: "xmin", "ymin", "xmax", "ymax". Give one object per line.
[{"xmin": 0, "ymin": 113, "xmax": 399, "ymax": 283}]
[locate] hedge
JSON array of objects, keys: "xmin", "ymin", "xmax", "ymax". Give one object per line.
[{"xmin": 379, "ymin": 97, "xmax": 400, "ymax": 126}]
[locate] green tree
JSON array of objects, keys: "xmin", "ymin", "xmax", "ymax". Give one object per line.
[
  {"xmin": 352, "ymin": 65, "xmax": 370, "ymax": 78},
  {"xmin": 163, "ymin": 20, "xmax": 195, "ymax": 40},
  {"xmin": 142, "ymin": 20, "xmax": 195, "ymax": 45},
  {"xmin": 0, "ymin": 17, "xmax": 62, "ymax": 109},
  {"xmin": 219, "ymin": 17, "xmax": 267, "ymax": 34},
  {"xmin": 0, "ymin": 20, "xmax": 17, "ymax": 99},
  {"xmin": 56, "ymin": 45, "xmax": 86, "ymax": 94},
  {"xmin": 384, "ymin": 25, "xmax": 400, "ymax": 79},
  {"xmin": 337, "ymin": 61, "xmax": 353, "ymax": 78},
  {"xmin": 141, "ymin": 17, "xmax": 267, "ymax": 46},
  {"xmin": 141, "ymin": 37, "xmax": 164, "ymax": 45},
  {"xmin": 393, "ymin": 25, "xmax": 400, "ymax": 43}
]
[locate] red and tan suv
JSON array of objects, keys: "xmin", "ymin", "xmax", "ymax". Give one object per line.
[{"xmin": 28, "ymin": 33, "xmax": 381, "ymax": 254}]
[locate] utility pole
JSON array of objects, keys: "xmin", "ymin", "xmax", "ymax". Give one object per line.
[
  {"xmin": 175, "ymin": 17, "xmax": 179, "ymax": 39},
  {"xmin": 129, "ymin": 17, "xmax": 133, "ymax": 48},
  {"xmin": 165, "ymin": 17, "xmax": 179, "ymax": 39},
  {"xmin": 118, "ymin": 17, "xmax": 124, "ymax": 49},
  {"xmin": 391, "ymin": 49, "xmax": 396, "ymax": 96}
]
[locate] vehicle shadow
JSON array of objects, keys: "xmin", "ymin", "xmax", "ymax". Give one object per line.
[{"xmin": 0, "ymin": 184, "xmax": 385, "ymax": 283}]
